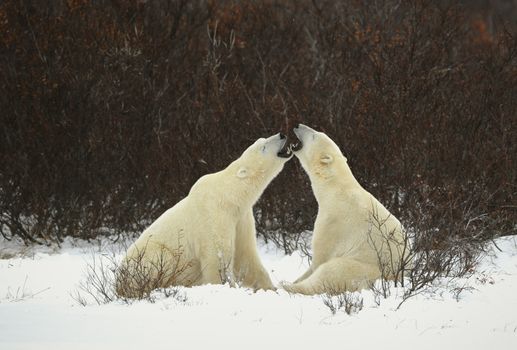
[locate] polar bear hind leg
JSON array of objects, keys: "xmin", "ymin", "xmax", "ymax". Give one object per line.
[{"xmin": 282, "ymin": 257, "xmax": 380, "ymax": 295}]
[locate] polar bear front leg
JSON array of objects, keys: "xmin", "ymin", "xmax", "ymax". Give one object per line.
[
  {"xmin": 198, "ymin": 230, "xmax": 236, "ymax": 285},
  {"xmin": 233, "ymin": 210, "xmax": 275, "ymax": 291}
]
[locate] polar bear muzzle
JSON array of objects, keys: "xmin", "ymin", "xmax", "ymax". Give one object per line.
[{"xmin": 291, "ymin": 123, "xmax": 317, "ymax": 152}]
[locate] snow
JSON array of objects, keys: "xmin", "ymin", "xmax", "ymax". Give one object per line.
[{"xmin": 1, "ymin": 235, "xmax": 516, "ymax": 350}]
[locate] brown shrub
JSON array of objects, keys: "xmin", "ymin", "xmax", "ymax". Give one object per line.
[{"xmin": 0, "ymin": 1, "xmax": 515, "ymax": 249}]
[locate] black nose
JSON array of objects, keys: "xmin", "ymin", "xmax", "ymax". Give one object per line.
[
  {"xmin": 293, "ymin": 124, "xmax": 300, "ymax": 130},
  {"xmin": 279, "ymin": 133, "xmax": 286, "ymax": 139}
]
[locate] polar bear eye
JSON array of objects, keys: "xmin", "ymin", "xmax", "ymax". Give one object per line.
[
  {"xmin": 237, "ymin": 167, "xmax": 248, "ymax": 178},
  {"xmin": 261, "ymin": 145, "xmax": 266, "ymax": 153}
]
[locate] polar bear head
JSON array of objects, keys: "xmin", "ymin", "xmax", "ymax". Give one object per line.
[
  {"xmin": 291, "ymin": 124, "xmax": 349, "ymax": 183},
  {"xmin": 231, "ymin": 132, "xmax": 292, "ymax": 193},
  {"xmin": 191, "ymin": 133, "xmax": 291, "ymax": 206}
]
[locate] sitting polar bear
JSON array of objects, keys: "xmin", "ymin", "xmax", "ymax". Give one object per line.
[
  {"xmin": 282, "ymin": 124, "xmax": 409, "ymax": 295},
  {"xmin": 117, "ymin": 133, "xmax": 292, "ymax": 297}
]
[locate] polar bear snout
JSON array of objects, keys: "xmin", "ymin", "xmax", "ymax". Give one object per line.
[
  {"xmin": 291, "ymin": 123, "xmax": 315, "ymax": 152},
  {"xmin": 293, "ymin": 123, "xmax": 316, "ymax": 138}
]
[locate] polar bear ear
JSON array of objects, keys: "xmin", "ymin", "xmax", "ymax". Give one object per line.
[
  {"xmin": 320, "ymin": 154, "xmax": 334, "ymax": 164},
  {"xmin": 237, "ymin": 167, "xmax": 248, "ymax": 179}
]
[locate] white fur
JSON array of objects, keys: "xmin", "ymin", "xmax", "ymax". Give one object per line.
[
  {"xmin": 283, "ymin": 125, "xmax": 408, "ymax": 295},
  {"xmin": 117, "ymin": 134, "xmax": 290, "ymax": 296}
]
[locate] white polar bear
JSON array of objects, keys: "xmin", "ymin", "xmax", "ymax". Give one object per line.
[
  {"xmin": 282, "ymin": 124, "xmax": 409, "ymax": 295},
  {"xmin": 116, "ymin": 133, "xmax": 292, "ymax": 297}
]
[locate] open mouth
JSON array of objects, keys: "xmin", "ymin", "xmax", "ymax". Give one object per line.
[
  {"xmin": 291, "ymin": 125, "xmax": 304, "ymax": 152},
  {"xmin": 277, "ymin": 138, "xmax": 292, "ymax": 158},
  {"xmin": 290, "ymin": 141, "xmax": 303, "ymax": 152}
]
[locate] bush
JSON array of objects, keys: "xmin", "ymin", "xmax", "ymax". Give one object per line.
[
  {"xmin": 71, "ymin": 247, "xmax": 188, "ymax": 305},
  {"xmin": 0, "ymin": 0, "xmax": 515, "ymax": 248},
  {"xmin": 321, "ymin": 289, "xmax": 364, "ymax": 315}
]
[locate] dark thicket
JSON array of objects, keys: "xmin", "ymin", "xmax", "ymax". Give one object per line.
[{"xmin": 1, "ymin": 0, "xmax": 515, "ymax": 245}]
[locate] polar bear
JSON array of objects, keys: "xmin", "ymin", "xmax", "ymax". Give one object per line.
[
  {"xmin": 282, "ymin": 124, "xmax": 409, "ymax": 295},
  {"xmin": 116, "ymin": 133, "xmax": 292, "ymax": 297}
]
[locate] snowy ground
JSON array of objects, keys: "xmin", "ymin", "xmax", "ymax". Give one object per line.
[{"xmin": 1, "ymin": 234, "xmax": 516, "ymax": 350}]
